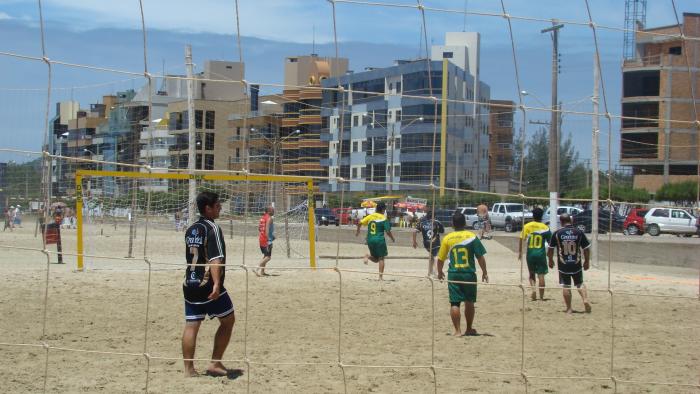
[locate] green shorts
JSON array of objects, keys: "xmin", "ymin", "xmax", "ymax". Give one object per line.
[
  {"xmin": 367, "ymin": 239, "xmax": 388, "ymax": 259},
  {"xmin": 526, "ymin": 257, "xmax": 549, "ymax": 276},
  {"xmin": 448, "ymin": 271, "xmax": 477, "ymax": 304}
]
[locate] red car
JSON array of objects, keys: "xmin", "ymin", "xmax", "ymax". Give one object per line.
[
  {"xmin": 623, "ymin": 208, "xmax": 648, "ymax": 235},
  {"xmin": 332, "ymin": 207, "xmax": 352, "ymax": 225}
]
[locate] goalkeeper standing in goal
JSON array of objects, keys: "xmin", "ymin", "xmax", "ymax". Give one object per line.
[
  {"xmin": 256, "ymin": 205, "xmax": 275, "ymax": 277},
  {"xmin": 182, "ymin": 192, "xmax": 235, "ymax": 377},
  {"xmin": 355, "ymin": 202, "xmax": 395, "ymax": 280}
]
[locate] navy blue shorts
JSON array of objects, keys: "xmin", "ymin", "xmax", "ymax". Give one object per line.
[
  {"xmin": 559, "ymin": 271, "xmax": 583, "ymax": 288},
  {"xmin": 423, "ymin": 241, "xmax": 440, "ymax": 257},
  {"xmin": 260, "ymin": 244, "xmax": 273, "ymax": 257},
  {"xmin": 184, "ymin": 291, "xmax": 234, "ymax": 321}
]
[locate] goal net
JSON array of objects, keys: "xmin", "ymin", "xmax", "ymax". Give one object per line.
[{"xmin": 75, "ymin": 170, "xmax": 316, "ymax": 271}]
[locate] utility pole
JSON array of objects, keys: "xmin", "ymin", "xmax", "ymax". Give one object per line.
[
  {"xmin": 186, "ymin": 45, "xmax": 196, "ymax": 225},
  {"xmin": 541, "ymin": 21, "xmax": 564, "ymax": 231},
  {"xmin": 591, "ymin": 53, "xmax": 600, "ymax": 268}
]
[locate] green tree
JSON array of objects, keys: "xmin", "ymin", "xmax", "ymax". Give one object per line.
[{"xmin": 655, "ymin": 181, "xmax": 698, "ymax": 204}]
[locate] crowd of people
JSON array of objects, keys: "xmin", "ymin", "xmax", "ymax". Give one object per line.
[{"xmin": 179, "ymin": 192, "xmax": 593, "ymax": 377}]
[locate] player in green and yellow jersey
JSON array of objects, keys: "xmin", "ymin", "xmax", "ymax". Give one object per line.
[
  {"xmin": 437, "ymin": 212, "xmax": 488, "ymax": 336},
  {"xmin": 518, "ymin": 207, "xmax": 552, "ymax": 301},
  {"xmin": 355, "ymin": 202, "xmax": 395, "ymax": 280}
]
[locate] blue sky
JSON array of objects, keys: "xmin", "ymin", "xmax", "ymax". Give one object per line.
[{"xmin": 0, "ymin": 0, "xmax": 697, "ymax": 167}]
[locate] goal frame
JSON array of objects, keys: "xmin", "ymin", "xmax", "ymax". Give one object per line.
[{"xmin": 75, "ymin": 169, "xmax": 316, "ymax": 271}]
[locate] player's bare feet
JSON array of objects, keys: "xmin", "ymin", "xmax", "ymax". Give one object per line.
[
  {"xmin": 452, "ymin": 330, "xmax": 461, "ymax": 336},
  {"xmin": 184, "ymin": 368, "xmax": 199, "ymax": 377},
  {"xmin": 531, "ymin": 292, "xmax": 537, "ymax": 301},
  {"xmin": 205, "ymin": 362, "xmax": 228, "ymax": 377},
  {"xmin": 363, "ymin": 255, "xmax": 369, "ymax": 265},
  {"xmin": 254, "ymin": 269, "xmax": 262, "ymax": 277},
  {"xmin": 464, "ymin": 329, "xmax": 478, "ymax": 336},
  {"xmin": 565, "ymin": 309, "xmax": 573, "ymax": 314},
  {"xmin": 584, "ymin": 302, "xmax": 592, "ymax": 313}
]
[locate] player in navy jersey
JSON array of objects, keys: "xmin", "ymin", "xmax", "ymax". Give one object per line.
[
  {"xmin": 547, "ymin": 213, "xmax": 592, "ymax": 314},
  {"xmin": 412, "ymin": 211, "xmax": 445, "ymax": 277},
  {"xmin": 182, "ymin": 192, "xmax": 235, "ymax": 377}
]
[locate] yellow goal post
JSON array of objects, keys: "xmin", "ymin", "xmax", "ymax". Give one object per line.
[{"xmin": 75, "ymin": 169, "xmax": 316, "ymax": 271}]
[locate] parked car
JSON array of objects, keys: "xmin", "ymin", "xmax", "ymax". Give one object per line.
[
  {"xmin": 314, "ymin": 208, "xmax": 339, "ymax": 226},
  {"xmin": 623, "ymin": 208, "xmax": 648, "ymax": 235},
  {"xmin": 332, "ymin": 207, "xmax": 352, "ymax": 225},
  {"xmin": 644, "ymin": 207, "xmax": 697, "ymax": 236},
  {"xmin": 543, "ymin": 206, "xmax": 583, "ymax": 225},
  {"xmin": 490, "ymin": 203, "xmax": 533, "ymax": 232},
  {"xmin": 457, "ymin": 206, "xmax": 479, "ymax": 229},
  {"xmin": 571, "ymin": 210, "xmax": 625, "ymax": 233},
  {"xmin": 433, "ymin": 208, "xmax": 459, "ymax": 227}
]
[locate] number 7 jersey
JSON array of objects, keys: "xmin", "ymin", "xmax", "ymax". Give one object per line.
[{"xmin": 437, "ymin": 230, "xmax": 487, "ymax": 273}]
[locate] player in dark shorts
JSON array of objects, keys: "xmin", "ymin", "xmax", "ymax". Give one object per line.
[
  {"xmin": 256, "ymin": 205, "xmax": 275, "ymax": 277},
  {"xmin": 182, "ymin": 192, "xmax": 235, "ymax": 377},
  {"xmin": 437, "ymin": 212, "xmax": 488, "ymax": 336},
  {"xmin": 547, "ymin": 213, "xmax": 592, "ymax": 314},
  {"xmin": 412, "ymin": 211, "xmax": 445, "ymax": 277}
]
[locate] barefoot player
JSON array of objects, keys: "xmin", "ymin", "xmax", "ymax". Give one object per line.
[
  {"xmin": 437, "ymin": 212, "xmax": 488, "ymax": 336},
  {"xmin": 182, "ymin": 192, "xmax": 235, "ymax": 377},
  {"xmin": 355, "ymin": 202, "xmax": 395, "ymax": 280},
  {"xmin": 547, "ymin": 213, "xmax": 592, "ymax": 314},
  {"xmin": 518, "ymin": 207, "xmax": 551, "ymax": 300}
]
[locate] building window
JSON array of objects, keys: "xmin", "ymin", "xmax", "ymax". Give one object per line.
[
  {"xmin": 362, "ymin": 140, "xmax": 369, "ymax": 152},
  {"xmin": 443, "ymin": 52, "xmax": 454, "ymax": 58},
  {"xmin": 205, "ymin": 111, "xmax": 215, "ymax": 129},
  {"xmin": 196, "ymin": 153, "xmax": 203, "ymax": 170},
  {"xmin": 205, "ymin": 154, "xmax": 214, "ymax": 170},
  {"xmin": 195, "ymin": 110, "xmax": 203, "ymax": 129},
  {"xmin": 236, "ymin": 148, "xmax": 240, "ymax": 158},
  {"xmin": 668, "ymin": 46, "xmax": 682, "ymax": 55},
  {"xmin": 205, "ymin": 133, "xmax": 214, "ymax": 150},
  {"xmin": 236, "ymin": 127, "xmax": 241, "ymax": 136},
  {"xmin": 396, "ymin": 81, "xmax": 402, "ymax": 94}
]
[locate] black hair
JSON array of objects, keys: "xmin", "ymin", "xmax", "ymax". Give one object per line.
[
  {"xmin": 532, "ymin": 207, "xmax": 544, "ymax": 221},
  {"xmin": 376, "ymin": 202, "xmax": 386, "ymax": 213},
  {"xmin": 424, "ymin": 210, "xmax": 432, "ymax": 219},
  {"xmin": 452, "ymin": 211, "xmax": 466, "ymax": 229},
  {"xmin": 559, "ymin": 212, "xmax": 571, "ymax": 224},
  {"xmin": 196, "ymin": 191, "xmax": 219, "ymax": 215}
]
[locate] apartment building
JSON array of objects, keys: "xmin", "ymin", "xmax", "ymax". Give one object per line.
[
  {"xmin": 279, "ymin": 54, "xmax": 348, "ymax": 179},
  {"xmin": 620, "ymin": 12, "xmax": 700, "ymax": 192},
  {"xmin": 488, "ymin": 100, "xmax": 516, "ymax": 194},
  {"xmin": 320, "ymin": 32, "xmax": 490, "ymax": 192}
]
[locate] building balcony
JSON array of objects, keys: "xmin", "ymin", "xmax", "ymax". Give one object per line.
[
  {"xmin": 140, "ymin": 148, "xmax": 170, "ymax": 158},
  {"xmin": 300, "ymin": 89, "xmax": 323, "ymax": 100},
  {"xmin": 623, "ymin": 55, "xmax": 662, "ymax": 69},
  {"xmin": 298, "ymin": 115, "xmax": 322, "ymax": 125},
  {"xmin": 282, "ymin": 118, "xmax": 299, "ymax": 128},
  {"xmin": 139, "ymin": 128, "xmax": 171, "ymax": 141}
]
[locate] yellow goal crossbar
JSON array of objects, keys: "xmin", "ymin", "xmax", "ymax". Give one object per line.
[{"xmin": 75, "ymin": 169, "xmax": 316, "ymax": 271}]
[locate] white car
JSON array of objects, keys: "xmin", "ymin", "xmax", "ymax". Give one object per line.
[
  {"xmin": 457, "ymin": 207, "xmax": 479, "ymax": 229},
  {"xmin": 543, "ymin": 206, "xmax": 583, "ymax": 225},
  {"xmin": 644, "ymin": 207, "xmax": 698, "ymax": 236}
]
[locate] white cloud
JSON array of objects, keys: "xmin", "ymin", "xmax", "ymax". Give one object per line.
[{"xmin": 0, "ymin": 12, "xmax": 13, "ymax": 20}]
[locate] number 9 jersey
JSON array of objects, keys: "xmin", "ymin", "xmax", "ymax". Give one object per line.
[{"xmin": 437, "ymin": 230, "xmax": 487, "ymax": 274}]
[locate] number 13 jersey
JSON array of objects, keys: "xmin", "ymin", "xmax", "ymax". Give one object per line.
[{"xmin": 437, "ymin": 230, "xmax": 486, "ymax": 274}]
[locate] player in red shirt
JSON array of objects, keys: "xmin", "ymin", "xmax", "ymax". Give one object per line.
[{"xmin": 256, "ymin": 205, "xmax": 275, "ymax": 277}]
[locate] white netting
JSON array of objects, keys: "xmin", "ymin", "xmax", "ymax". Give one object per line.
[{"xmin": 0, "ymin": 0, "xmax": 698, "ymax": 392}]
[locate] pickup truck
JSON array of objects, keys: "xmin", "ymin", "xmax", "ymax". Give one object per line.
[{"xmin": 489, "ymin": 203, "xmax": 533, "ymax": 232}]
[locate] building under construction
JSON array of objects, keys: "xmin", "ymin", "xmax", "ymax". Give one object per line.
[{"xmin": 620, "ymin": 12, "xmax": 700, "ymax": 192}]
